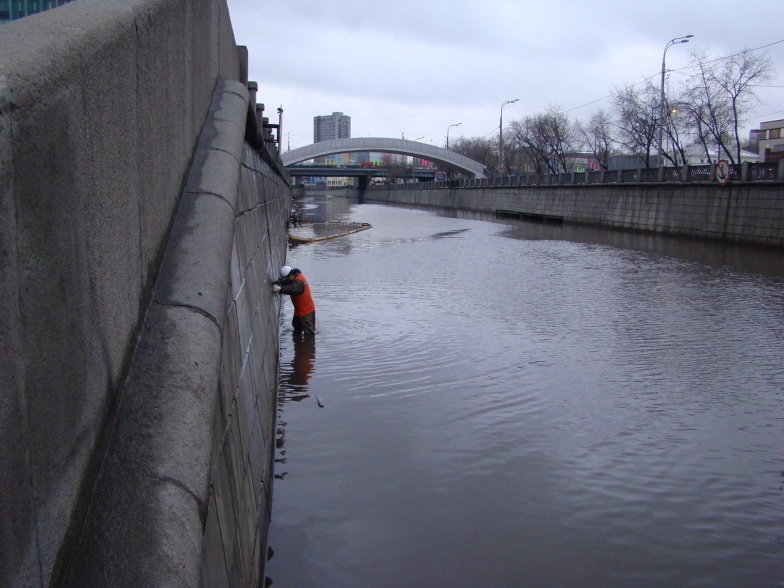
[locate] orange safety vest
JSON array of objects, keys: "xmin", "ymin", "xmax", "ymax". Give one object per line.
[{"xmin": 290, "ymin": 274, "xmax": 316, "ymax": 317}]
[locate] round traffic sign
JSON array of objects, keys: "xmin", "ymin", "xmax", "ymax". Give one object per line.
[{"xmin": 716, "ymin": 160, "xmax": 731, "ymax": 185}]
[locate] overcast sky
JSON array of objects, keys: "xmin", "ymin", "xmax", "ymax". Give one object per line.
[{"xmin": 226, "ymin": 0, "xmax": 784, "ymax": 150}]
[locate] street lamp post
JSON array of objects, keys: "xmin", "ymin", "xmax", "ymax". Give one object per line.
[
  {"xmin": 500, "ymin": 98, "xmax": 519, "ymax": 174},
  {"xmin": 446, "ymin": 122, "xmax": 461, "ymax": 150},
  {"xmin": 276, "ymin": 106, "xmax": 284, "ymax": 154},
  {"xmin": 658, "ymin": 35, "xmax": 693, "ymax": 169}
]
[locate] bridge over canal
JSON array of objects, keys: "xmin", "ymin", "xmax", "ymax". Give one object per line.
[{"xmin": 282, "ymin": 137, "xmax": 489, "ymax": 179}]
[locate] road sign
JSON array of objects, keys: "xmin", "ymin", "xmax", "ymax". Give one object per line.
[{"xmin": 716, "ymin": 160, "xmax": 731, "ymax": 185}]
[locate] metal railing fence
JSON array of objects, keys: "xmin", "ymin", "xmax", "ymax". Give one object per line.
[{"xmin": 379, "ymin": 161, "xmax": 784, "ymax": 191}]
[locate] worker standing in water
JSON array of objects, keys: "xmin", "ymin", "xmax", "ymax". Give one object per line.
[{"xmin": 273, "ymin": 265, "xmax": 316, "ymax": 335}]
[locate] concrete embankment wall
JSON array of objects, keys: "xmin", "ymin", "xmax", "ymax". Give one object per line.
[
  {"xmin": 366, "ymin": 183, "xmax": 784, "ymax": 247},
  {"xmin": 1, "ymin": 1, "xmax": 289, "ymax": 586}
]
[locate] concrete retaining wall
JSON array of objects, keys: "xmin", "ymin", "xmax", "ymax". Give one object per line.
[
  {"xmin": 199, "ymin": 107, "xmax": 290, "ymax": 588},
  {"xmin": 64, "ymin": 80, "xmax": 290, "ymax": 588},
  {"xmin": 366, "ymin": 183, "xmax": 784, "ymax": 247},
  {"xmin": 1, "ymin": 1, "xmax": 289, "ymax": 586}
]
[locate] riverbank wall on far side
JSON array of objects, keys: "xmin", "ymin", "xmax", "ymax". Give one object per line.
[{"xmin": 364, "ymin": 182, "xmax": 783, "ymax": 248}]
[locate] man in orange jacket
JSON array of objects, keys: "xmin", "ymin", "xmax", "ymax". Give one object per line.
[{"xmin": 273, "ymin": 265, "xmax": 316, "ymax": 334}]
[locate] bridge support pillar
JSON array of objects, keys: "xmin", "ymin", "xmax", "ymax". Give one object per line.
[{"xmin": 357, "ymin": 175, "xmax": 368, "ymax": 203}]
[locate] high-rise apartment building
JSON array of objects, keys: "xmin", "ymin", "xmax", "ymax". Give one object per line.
[{"xmin": 313, "ymin": 112, "xmax": 351, "ymax": 143}]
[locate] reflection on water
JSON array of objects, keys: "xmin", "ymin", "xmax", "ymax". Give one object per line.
[
  {"xmin": 280, "ymin": 333, "xmax": 316, "ymax": 401},
  {"xmin": 294, "ymin": 195, "xmax": 350, "ymax": 223},
  {"xmin": 267, "ymin": 200, "xmax": 784, "ymax": 588},
  {"xmin": 274, "ymin": 333, "xmax": 317, "ymax": 483}
]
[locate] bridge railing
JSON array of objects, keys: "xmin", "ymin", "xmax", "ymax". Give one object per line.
[
  {"xmin": 751, "ymin": 161, "xmax": 781, "ymax": 180},
  {"xmin": 380, "ymin": 161, "xmax": 784, "ymax": 190},
  {"xmin": 662, "ymin": 167, "xmax": 682, "ymax": 182}
]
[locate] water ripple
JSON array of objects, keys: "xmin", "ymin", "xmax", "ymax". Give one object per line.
[{"xmin": 269, "ymin": 202, "xmax": 784, "ymax": 588}]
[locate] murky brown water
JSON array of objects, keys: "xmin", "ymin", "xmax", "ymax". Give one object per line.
[{"xmin": 267, "ymin": 199, "xmax": 784, "ymax": 588}]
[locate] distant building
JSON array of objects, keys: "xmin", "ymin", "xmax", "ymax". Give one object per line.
[
  {"xmin": 607, "ymin": 154, "xmax": 655, "ymax": 171},
  {"xmin": 757, "ymin": 119, "xmax": 784, "ymax": 162},
  {"xmin": 748, "ymin": 129, "xmax": 763, "ymax": 154},
  {"xmin": 683, "ymin": 143, "xmax": 757, "ymax": 165},
  {"xmin": 1, "ymin": 0, "xmax": 76, "ymax": 23},
  {"xmin": 326, "ymin": 177, "xmax": 350, "ymax": 188},
  {"xmin": 563, "ymin": 152, "xmax": 602, "ymax": 172},
  {"xmin": 411, "ymin": 157, "xmax": 434, "ymax": 167},
  {"xmin": 607, "ymin": 143, "xmax": 758, "ymax": 171},
  {"xmin": 313, "ymin": 112, "xmax": 350, "ymax": 165},
  {"xmin": 352, "ymin": 152, "xmax": 371, "ymax": 164},
  {"xmin": 313, "ymin": 112, "xmax": 351, "ymax": 143}
]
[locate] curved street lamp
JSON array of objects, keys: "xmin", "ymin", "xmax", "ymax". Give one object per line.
[
  {"xmin": 658, "ymin": 35, "xmax": 693, "ymax": 169},
  {"xmin": 500, "ymin": 98, "xmax": 519, "ymax": 174},
  {"xmin": 446, "ymin": 122, "xmax": 462, "ymax": 150}
]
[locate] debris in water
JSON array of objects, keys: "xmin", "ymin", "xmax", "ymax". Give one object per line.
[{"xmin": 288, "ymin": 221, "xmax": 372, "ymax": 244}]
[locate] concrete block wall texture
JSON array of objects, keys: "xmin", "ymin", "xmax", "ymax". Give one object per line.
[
  {"xmin": 199, "ymin": 139, "xmax": 290, "ymax": 587},
  {"xmin": 366, "ymin": 184, "xmax": 783, "ymax": 247},
  {"xmin": 0, "ymin": 0, "xmax": 269, "ymax": 585},
  {"xmin": 64, "ymin": 80, "xmax": 289, "ymax": 586}
]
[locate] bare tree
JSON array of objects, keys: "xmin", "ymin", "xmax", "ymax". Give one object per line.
[
  {"xmin": 679, "ymin": 94, "xmax": 720, "ymax": 164},
  {"xmin": 506, "ymin": 118, "xmax": 546, "ymax": 173},
  {"xmin": 577, "ymin": 110, "xmax": 615, "ymax": 170},
  {"xmin": 659, "ymin": 97, "xmax": 692, "ymax": 166},
  {"xmin": 611, "ymin": 81, "xmax": 660, "ymax": 167},
  {"xmin": 683, "ymin": 48, "xmax": 773, "ymax": 164},
  {"xmin": 448, "ymin": 136, "xmax": 499, "ymax": 170},
  {"xmin": 544, "ymin": 105, "xmax": 579, "ymax": 173},
  {"xmin": 743, "ymin": 134, "xmax": 760, "ymax": 155},
  {"xmin": 506, "ymin": 106, "xmax": 578, "ymax": 174},
  {"xmin": 683, "ymin": 49, "xmax": 739, "ymax": 164},
  {"xmin": 380, "ymin": 153, "xmax": 406, "ymax": 181}
]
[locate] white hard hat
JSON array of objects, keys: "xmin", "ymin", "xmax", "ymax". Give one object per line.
[{"xmin": 280, "ymin": 265, "xmax": 292, "ymax": 277}]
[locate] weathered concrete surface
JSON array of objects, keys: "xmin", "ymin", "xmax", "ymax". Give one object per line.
[
  {"xmin": 62, "ymin": 78, "xmax": 288, "ymax": 586},
  {"xmin": 199, "ymin": 138, "xmax": 289, "ymax": 588},
  {"xmin": 62, "ymin": 78, "xmax": 241, "ymax": 585},
  {"xmin": 366, "ymin": 183, "xmax": 784, "ymax": 247},
  {"xmin": 0, "ymin": 1, "xmax": 289, "ymax": 586},
  {"xmin": 65, "ymin": 303, "xmax": 222, "ymax": 587}
]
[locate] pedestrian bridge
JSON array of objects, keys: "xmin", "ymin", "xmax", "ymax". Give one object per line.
[{"xmin": 282, "ymin": 137, "xmax": 488, "ymax": 179}]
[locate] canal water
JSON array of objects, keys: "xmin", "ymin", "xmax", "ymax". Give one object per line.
[{"xmin": 266, "ymin": 198, "xmax": 784, "ymax": 588}]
